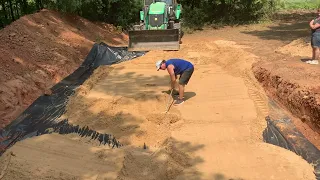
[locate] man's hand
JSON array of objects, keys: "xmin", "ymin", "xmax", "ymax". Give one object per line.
[
  {"xmin": 163, "ymin": 89, "xmax": 178, "ymax": 95},
  {"xmin": 162, "ymin": 89, "xmax": 172, "ymax": 94}
]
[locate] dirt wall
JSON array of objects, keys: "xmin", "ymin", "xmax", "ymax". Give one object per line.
[
  {"xmin": 252, "ymin": 60, "xmax": 320, "ymax": 134},
  {"xmin": 0, "ymin": 9, "xmax": 127, "ymax": 129}
]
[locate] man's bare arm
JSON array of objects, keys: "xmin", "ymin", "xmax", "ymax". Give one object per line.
[
  {"xmin": 167, "ymin": 65, "xmax": 176, "ymax": 89},
  {"xmin": 310, "ymin": 19, "xmax": 315, "ymax": 28},
  {"xmin": 310, "ymin": 19, "xmax": 320, "ymax": 29}
]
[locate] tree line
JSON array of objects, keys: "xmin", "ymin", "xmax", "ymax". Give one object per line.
[
  {"xmin": 0, "ymin": 0, "xmax": 143, "ymax": 29},
  {"xmin": 0, "ymin": 0, "xmax": 282, "ymax": 30}
]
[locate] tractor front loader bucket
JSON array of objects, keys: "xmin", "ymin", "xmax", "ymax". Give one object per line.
[{"xmin": 128, "ymin": 29, "xmax": 180, "ymax": 51}]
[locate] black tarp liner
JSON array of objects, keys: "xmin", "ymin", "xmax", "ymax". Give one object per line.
[
  {"xmin": 0, "ymin": 43, "xmax": 146, "ymax": 156},
  {"xmin": 263, "ymin": 116, "xmax": 320, "ymax": 179}
]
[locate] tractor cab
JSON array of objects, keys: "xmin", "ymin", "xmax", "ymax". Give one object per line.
[{"xmin": 128, "ymin": 0, "xmax": 182, "ymax": 51}]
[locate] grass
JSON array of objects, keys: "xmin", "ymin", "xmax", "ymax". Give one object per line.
[{"xmin": 276, "ymin": 0, "xmax": 320, "ymax": 10}]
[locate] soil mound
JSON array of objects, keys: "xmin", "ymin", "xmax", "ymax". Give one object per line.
[
  {"xmin": 117, "ymin": 138, "xmax": 193, "ymax": 180},
  {"xmin": 0, "ymin": 134, "xmax": 125, "ymax": 180},
  {"xmin": 276, "ymin": 37, "xmax": 311, "ymax": 58}
]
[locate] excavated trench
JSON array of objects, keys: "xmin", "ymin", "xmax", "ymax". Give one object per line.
[
  {"xmin": 0, "ymin": 36, "xmax": 319, "ymax": 179},
  {"xmin": 253, "ymin": 61, "xmax": 320, "ymax": 137},
  {"xmin": 0, "ymin": 43, "xmax": 145, "ymax": 155},
  {"xmin": 252, "ymin": 60, "xmax": 320, "ymax": 180}
]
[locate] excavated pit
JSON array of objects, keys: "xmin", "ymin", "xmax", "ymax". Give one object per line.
[
  {"xmin": 0, "ymin": 10, "xmax": 319, "ymax": 179},
  {"xmin": 252, "ymin": 56, "xmax": 320, "ymax": 148}
]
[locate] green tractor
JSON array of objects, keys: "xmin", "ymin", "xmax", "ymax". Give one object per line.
[{"xmin": 128, "ymin": 0, "xmax": 183, "ymax": 51}]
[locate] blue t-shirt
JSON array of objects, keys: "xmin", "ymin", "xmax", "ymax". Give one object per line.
[{"xmin": 165, "ymin": 58, "xmax": 193, "ymax": 75}]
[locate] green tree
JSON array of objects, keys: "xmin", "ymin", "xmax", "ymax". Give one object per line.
[{"xmin": 0, "ymin": 0, "xmax": 279, "ymax": 31}]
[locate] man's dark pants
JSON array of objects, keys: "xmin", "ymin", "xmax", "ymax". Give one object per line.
[{"xmin": 179, "ymin": 67, "xmax": 194, "ymax": 85}]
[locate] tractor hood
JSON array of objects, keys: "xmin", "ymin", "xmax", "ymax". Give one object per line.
[{"xmin": 149, "ymin": 2, "xmax": 166, "ymax": 14}]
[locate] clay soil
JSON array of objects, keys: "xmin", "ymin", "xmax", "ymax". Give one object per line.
[
  {"xmin": 0, "ymin": 9, "xmax": 128, "ymax": 129},
  {"xmin": 0, "ymin": 9, "xmax": 319, "ymax": 180},
  {"xmin": 251, "ymin": 11, "xmax": 320, "ymax": 147}
]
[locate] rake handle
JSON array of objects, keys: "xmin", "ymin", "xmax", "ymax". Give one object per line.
[{"xmin": 165, "ymin": 89, "xmax": 174, "ymax": 113}]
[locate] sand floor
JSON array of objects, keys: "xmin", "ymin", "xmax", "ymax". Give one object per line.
[{"xmin": 0, "ymin": 34, "xmax": 315, "ymax": 180}]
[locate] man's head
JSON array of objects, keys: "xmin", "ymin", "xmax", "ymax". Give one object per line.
[{"xmin": 156, "ymin": 60, "xmax": 166, "ymax": 71}]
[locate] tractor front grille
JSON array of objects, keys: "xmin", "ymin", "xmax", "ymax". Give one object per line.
[{"xmin": 149, "ymin": 14, "xmax": 164, "ymax": 27}]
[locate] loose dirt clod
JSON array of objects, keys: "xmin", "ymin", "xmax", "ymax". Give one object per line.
[{"xmin": 146, "ymin": 113, "xmax": 181, "ymax": 125}]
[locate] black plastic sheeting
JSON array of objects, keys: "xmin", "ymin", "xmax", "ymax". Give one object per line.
[
  {"xmin": 0, "ymin": 43, "xmax": 146, "ymax": 156},
  {"xmin": 263, "ymin": 116, "xmax": 320, "ymax": 179}
]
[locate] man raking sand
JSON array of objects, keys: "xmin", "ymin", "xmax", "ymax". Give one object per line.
[{"xmin": 156, "ymin": 58, "xmax": 194, "ymax": 105}]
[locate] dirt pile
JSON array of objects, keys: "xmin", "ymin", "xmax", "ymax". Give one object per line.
[
  {"xmin": 117, "ymin": 138, "xmax": 194, "ymax": 180},
  {"xmin": 0, "ymin": 133, "xmax": 125, "ymax": 180},
  {"xmin": 0, "ymin": 134, "xmax": 195, "ymax": 180},
  {"xmin": 276, "ymin": 37, "xmax": 311, "ymax": 58},
  {"xmin": 252, "ymin": 59, "xmax": 320, "ymax": 146},
  {"xmin": 0, "ymin": 9, "xmax": 128, "ymax": 129}
]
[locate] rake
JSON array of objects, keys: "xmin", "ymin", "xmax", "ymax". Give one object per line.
[{"xmin": 164, "ymin": 89, "xmax": 174, "ymax": 114}]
